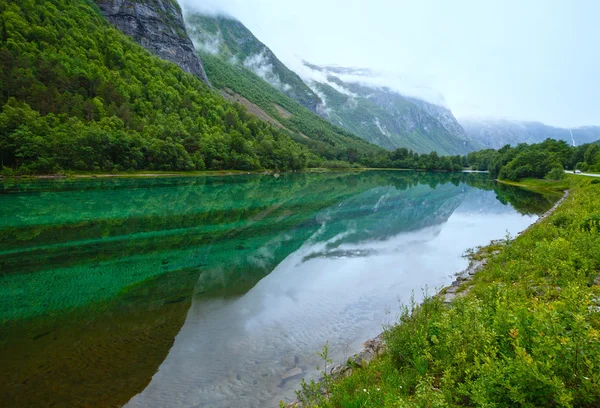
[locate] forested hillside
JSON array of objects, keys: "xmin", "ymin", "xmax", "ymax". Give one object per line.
[
  {"xmin": 0, "ymin": 0, "xmax": 331, "ymax": 174},
  {"xmin": 467, "ymin": 138, "xmax": 600, "ymax": 180},
  {"xmin": 186, "ymin": 14, "xmax": 479, "ymax": 156},
  {"xmin": 186, "ymin": 13, "xmax": 321, "ymax": 113},
  {"xmin": 199, "ymin": 52, "xmax": 387, "ymax": 163}
]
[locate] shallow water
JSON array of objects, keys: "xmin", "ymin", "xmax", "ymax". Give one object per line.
[{"xmin": 0, "ymin": 172, "xmax": 555, "ymax": 407}]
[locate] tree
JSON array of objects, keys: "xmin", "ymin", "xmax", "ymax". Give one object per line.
[
  {"xmin": 545, "ymin": 167, "xmax": 565, "ymax": 180},
  {"xmin": 584, "ymin": 144, "xmax": 599, "ymax": 168}
]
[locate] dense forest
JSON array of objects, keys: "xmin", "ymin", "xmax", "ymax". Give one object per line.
[
  {"xmin": 466, "ymin": 138, "xmax": 600, "ymax": 180},
  {"xmin": 0, "ymin": 0, "xmax": 481, "ymax": 175},
  {"xmin": 1, "ymin": 0, "xmax": 598, "ymax": 177},
  {"xmin": 0, "ymin": 0, "xmax": 327, "ymax": 174}
]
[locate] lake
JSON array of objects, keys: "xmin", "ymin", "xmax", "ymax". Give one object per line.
[{"xmin": 0, "ymin": 171, "xmax": 557, "ymax": 407}]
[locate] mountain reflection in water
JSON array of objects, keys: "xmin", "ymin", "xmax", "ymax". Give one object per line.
[{"xmin": 0, "ymin": 172, "xmax": 556, "ymax": 407}]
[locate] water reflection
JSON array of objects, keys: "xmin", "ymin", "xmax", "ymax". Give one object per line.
[
  {"xmin": 128, "ymin": 184, "xmax": 540, "ymax": 408},
  {"xmin": 0, "ymin": 172, "xmax": 554, "ymax": 407}
]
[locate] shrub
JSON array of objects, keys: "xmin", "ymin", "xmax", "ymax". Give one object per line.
[
  {"xmin": 581, "ymin": 214, "xmax": 600, "ymax": 233},
  {"xmin": 545, "ymin": 167, "xmax": 565, "ymax": 180}
]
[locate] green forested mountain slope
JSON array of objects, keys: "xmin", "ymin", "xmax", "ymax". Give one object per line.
[
  {"xmin": 312, "ymin": 80, "xmax": 464, "ymax": 154},
  {"xmin": 185, "ymin": 13, "xmax": 322, "ymax": 113},
  {"xmin": 199, "ymin": 51, "xmax": 386, "ymax": 161},
  {"xmin": 185, "ymin": 14, "xmax": 478, "ymax": 156},
  {"xmin": 0, "ymin": 0, "xmax": 368, "ymax": 174}
]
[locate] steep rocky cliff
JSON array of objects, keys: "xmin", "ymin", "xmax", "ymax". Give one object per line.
[
  {"xmin": 95, "ymin": 0, "xmax": 209, "ymax": 84},
  {"xmin": 409, "ymin": 97, "xmax": 470, "ymax": 142},
  {"xmin": 304, "ymin": 65, "xmax": 479, "ymax": 155}
]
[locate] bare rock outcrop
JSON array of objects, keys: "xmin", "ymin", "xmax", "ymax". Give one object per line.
[{"xmin": 95, "ymin": 0, "xmax": 210, "ymax": 84}]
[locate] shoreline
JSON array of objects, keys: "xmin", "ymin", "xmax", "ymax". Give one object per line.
[
  {"xmin": 0, "ymin": 168, "xmax": 484, "ymax": 181},
  {"xmin": 285, "ymin": 188, "xmax": 570, "ymax": 407}
]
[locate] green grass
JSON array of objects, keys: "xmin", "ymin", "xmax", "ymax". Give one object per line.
[
  {"xmin": 499, "ymin": 177, "xmax": 570, "ymax": 196},
  {"xmin": 298, "ymin": 176, "xmax": 600, "ymax": 407}
]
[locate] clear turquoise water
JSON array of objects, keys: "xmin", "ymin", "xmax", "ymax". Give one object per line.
[{"xmin": 0, "ymin": 172, "xmax": 555, "ymax": 407}]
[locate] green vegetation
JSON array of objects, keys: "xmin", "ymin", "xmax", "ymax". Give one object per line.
[
  {"xmin": 0, "ymin": 0, "xmax": 323, "ymax": 174},
  {"xmin": 467, "ymin": 138, "xmax": 600, "ymax": 181},
  {"xmin": 498, "ymin": 177, "xmax": 568, "ymax": 199},
  {"xmin": 375, "ymin": 148, "xmax": 467, "ymax": 171},
  {"xmin": 186, "ymin": 14, "xmax": 481, "ymax": 156},
  {"xmin": 0, "ymin": 0, "xmax": 473, "ymax": 176},
  {"xmin": 3, "ymin": 0, "xmax": 596, "ymax": 178},
  {"xmin": 191, "ymin": 52, "xmax": 473, "ymax": 171},
  {"xmin": 2, "ymin": 170, "xmax": 538, "ymax": 407},
  {"xmin": 298, "ymin": 175, "xmax": 600, "ymax": 407},
  {"xmin": 185, "ymin": 13, "xmax": 321, "ymax": 112},
  {"xmin": 199, "ymin": 51, "xmax": 385, "ymax": 160}
]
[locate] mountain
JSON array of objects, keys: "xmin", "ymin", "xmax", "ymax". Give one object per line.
[
  {"xmin": 303, "ymin": 64, "xmax": 480, "ymax": 155},
  {"xmin": 460, "ymin": 119, "xmax": 600, "ymax": 149},
  {"xmin": 95, "ymin": 0, "xmax": 209, "ymax": 84},
  {"xmin": 184, "ymin": 14, "xmax": 478, "ymax": 156},
  {"xmin": 185, "ymin": 13, "xmax": 322, "ymax": 113},
  {"xmin": 0, "ymin": 0, "xmax": 331, "ymax": 173},
  {"xmin": 184, "ymin": 14, "xmax": 386, "ymax": 161}
]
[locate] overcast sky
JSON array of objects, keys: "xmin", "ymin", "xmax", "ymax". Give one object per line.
[{"xmin": 182, "ymin": 0, "xmax": 600, "ymax": 127}]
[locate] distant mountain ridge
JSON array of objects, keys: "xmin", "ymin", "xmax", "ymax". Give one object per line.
[
  {"xmin": 460, "ymin": 119, "xmax": 600, "ymax": 149},
  {"xmin": 302, "ymin": 64, "xmax": 480, "ymax": 155}
]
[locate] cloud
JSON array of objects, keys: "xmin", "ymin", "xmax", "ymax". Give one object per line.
[
  {"xmin": 307, "ymin": 85, "xmax": 331, "ymax": 117},
  {"xmin": 242, "ymin": 51, "xmax": 292, "ymax": 93},
  {"xmin": 180, "ymin": 0, "xmax": 235, "ymax": 18},
  {"xmin": 189, "ymin": 33, "xmax": 221, "ymax": 54},
  {"xmin": 180, "ymin": 0, "xmax": 600, "ymax": 127},
  {"xmin": 321, "ymin": 65, "xmax": 446, "ymax": 106},
  {"xmin": 288, "ymin": 60, "xmax": 357, "ymax": 98}
]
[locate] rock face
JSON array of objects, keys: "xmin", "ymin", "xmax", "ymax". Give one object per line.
[
  {"xmin": 302, "ymin": 64, "xmax": 480, "ymax": 155},
  {"xmin": 409, "ymin": 97, "xmax": 471, "ymax": 142},
  {"xmin": 95, "ymin": 0, "xmax": 209, "ymax": 84}
]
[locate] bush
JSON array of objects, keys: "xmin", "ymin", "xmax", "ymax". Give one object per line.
[
  {"xmin": 545, "ymin": 167, "xmax": 565, "ymax": 180},
  {"xmin": 581, "ymin": 214, "xmax": 600, "ymax": 233},
  {"xmin": 322, "ymin": 160, "xmax": 352, "ymax": 169}
]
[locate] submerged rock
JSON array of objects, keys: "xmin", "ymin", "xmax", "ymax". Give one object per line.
[{"xmin": 281, "ymin": 367, "xmax": 303, "ymax": 381}]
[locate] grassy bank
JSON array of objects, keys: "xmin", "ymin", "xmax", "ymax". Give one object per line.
[
  {"xmin": 299, "ymin": 176, "xmax": 600, "ymax": 407},
  {"xmin": 0, "ymin": 167, "xmax": 457, "ymax": 180},
  {"xmin": 498, "ymin": 177, "xmax": 569, "ymax": 196}
]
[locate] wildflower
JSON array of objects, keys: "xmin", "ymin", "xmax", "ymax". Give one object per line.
[{"xmin": 363, "ymin": 389, "xmax": 367, "ymax": 392}]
